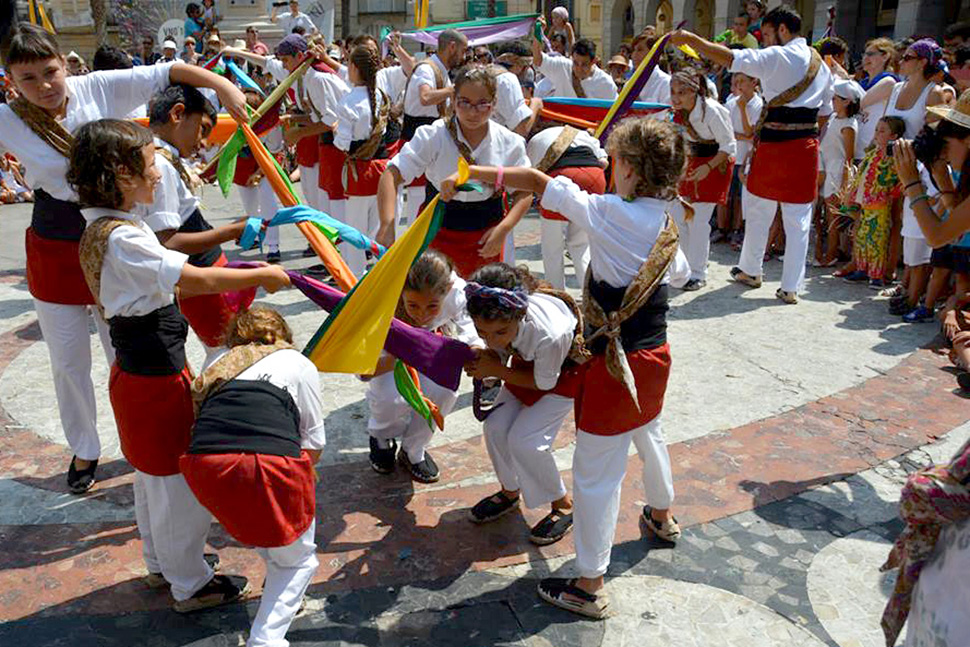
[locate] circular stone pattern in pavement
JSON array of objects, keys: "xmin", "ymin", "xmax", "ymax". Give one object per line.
[{"xmin": 807, "ymin": 530, "xmax": 900, "ymax": 647}]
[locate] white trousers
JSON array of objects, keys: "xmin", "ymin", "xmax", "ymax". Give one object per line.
[
  {"xmin": 670, "ymin": 201, "xmax": 714, "ymax": 281},
  {"xmin": 738, "ymin": 187, "xmax": 813, "ymax": 293},
  {"xmin": 239, "ymin": 179, "xmax": 282, "ymax": 252},
  {"xmin": 344, "ymin": 195, "xmax": 379, "ymax": 277},
  {"xmin": 367, "ymin": 370, "xmax": 458, "ymax": 463},
  {"xmin": 298, "ymin": 164, "xmax": 320, "ymax": 211},
  {"xmin": 248, "ymin": 521, "xmax": 319, "ymax": 647},
  {"xmin": 34, "ymin": 299, "xmax": 114, "ymax": 462},
  {"xmin": 540, "ymin": 218, "xmax": 590, "ymax": 289},
  {"xmin": 403, "ymin": 185, "xmax": 424, "ymax": 230},
  {"xmin": 483, "ymin": 388, "xmax": 571, "ymax": 509},
  {"xmin": 573, "ymin": 417, "xmax": 674, "ymax": 579},
  {"xmin": 133, "ymin": 470, "xmax": 214, "ymax": 601}
]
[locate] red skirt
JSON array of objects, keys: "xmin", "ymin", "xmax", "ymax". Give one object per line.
[
  {"xmin": 232, "ymin": 156, "xmax": 259, "ymax": 186},
  {"xmin": 25, "ymin": 228, "xmax": 94, "ymax": 305},
  {"xmin": 295, "ymin": 134, "xmax": 319, "ymax": 168},
  {"xmin": 748, "ymin": 137, "xmax": 819, "ymax": 204},
  {"xmin": 574, "ymin": 344, "xmax": 671, "ymax": 436},
  {"xmin": 504, "ymin": 357, "xmax": 581, "ymax": 406},
  {"xmin": 344, "ymin": 158, "xmax": 389, "ymax": 197},
  {"xmin": 430, "ymin": 227, "xmax": 502, "ymax": 279},
  {"xmin": 540, "ymin": 166, "xmax": 607, "ymax": 222},
  {"xmin": 178, "ymin": 253, "xmax": 235, "ymax": 347},
  {"xmin": 180, "ymin": 451, "xmax": 316, "ymax": 548},
  {"xmin": 317, "ymin": 142, "xmax": 347, "ymax": 200},
  {"xmin": 109, "ymin": 364, "xmax": 194, "ymax": 476},
  {"xmin": 678, "ymin": 155, "xmax": 734, "ymax": 205}
]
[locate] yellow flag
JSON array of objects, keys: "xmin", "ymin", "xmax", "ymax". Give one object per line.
[
  {"xmin": 415, "ymin": 0, "xmax": 430, "ymax": 29},
  {"xmin": 37, "ymin": 1, "xmax": 56, "ymax": 34},
  {"xmin": 28, "ymin": 0, "xmax": 37, "ymax": 25}
]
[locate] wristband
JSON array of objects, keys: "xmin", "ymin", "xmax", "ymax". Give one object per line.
[
  {"xmin": 908, "ymin": 193, "xmax": 929, "ymax": 208},
  {"xmin": 903, "ymin": 180, "xmax": 922, "ymax": 191},
  {"xmin": 495, "ymin": 166, "xmax": 505, "ymax": 193}
]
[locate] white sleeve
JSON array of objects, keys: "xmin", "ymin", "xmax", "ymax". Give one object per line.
[
  {"xmin": 390, "ymin": 124, "xmax": 438, "ymax": 184},
  {"xmin": 504, "ymin": 132, "xmax": 530, "ymax": 169},
  {"xmin": 379, "ymin": 66, "xmax": 407, "ymax": 103},
  {"xmin": 818, "ymin": 67, "xmax": 835, "ymax": 117},
  {"xmin": 296, "ymin": 356, "xmax": 326, "ymax": 450},
  {"xmin": 86, "ymin": 62, "xmax": 175, "ymax": 119},
  {"xmin": 333, "ymin": 99, "xmax": 355, "ymax": 152},
  {"xmin": 411, "ymin": 63, "xmax": 436, "ymax": 92},
  {"xmin": 709, "ymin": 103, "xmax": 737, "ymax": 157},
  {"xmin": 107, "ymin": 227, "xmax": 188, "ymax": 295},
  {"xmin": 495, "ymin": 75, "xmax": 531, "ymax": 131},
  {"xmin": 728, "ymin": 46, "xmax": 777, "ymax": 79},
  {"xmin": 573, "ymin": 131, "xmax": 608, "ymax": 160},
  {"xmin": 540, "ymin": 175, "xmax": 597, "ymax": 231},
  {"xmin": 142, "ymin": 157, "xmax": 185, "ymax": 232},
  {"xmin": 532, "ymin": 328, "xmax": 572, "ymax": 390},
  {"xmin": 666, "ymin": 248, "xmax": 691, "ymax": 288},
  {"xmin": 263, "ymin": 57, "xmax": 289, "ymax": 83},
  {"xmin": 538, "ymin": 53, "xmax": 570, "ymax": 83}
]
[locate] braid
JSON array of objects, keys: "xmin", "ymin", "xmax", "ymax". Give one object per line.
[{"xmin": 350, "ymin": 45, "xmax": 380, "ymax": 129}]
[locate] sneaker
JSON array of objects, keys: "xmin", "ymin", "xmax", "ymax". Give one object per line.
[
  {"xmin": 266, "ymin": 251, "xmax": 282, "ymax": 264},
  {"xmin": 730, "ymin": 266, "xmax": 762, "ymax": 288},
  {"xmin": 145, "ymin": 553, "xmax": 221, "ymax": 589},
  {"xmin": 398, "ymin": 450, "xmax": 440, "ymax": 484},
  {"xmin": 368, "ymin": 437, "xmax": 397, "ymax": 475},
  {"xmin": 775, "ymin": 288, "xmax": 798, "ymax": 304},
  {"xmin": 958, "ymin": 372, "xmax": 970, "ymax": 392},
  {"xmin": 173, "ymin": 574, "xmax": 249, "ymax": 613},
  {"xmin": 67, "ymin": 456, "xmax": 98, "ymax": 495},
  {"xmin": 529, "ymin": 509, "xmax": 574, "ymax": 546},
  {"xmin": 842, "ymin": 270, "xmax": 868, "ymax": 283},
  {"xmin": 641, "ymin": 505, "xmax": 681, "ymax": 543},
  {"xmin": 681, "ymin": 278, "xmax": 707, "ymax": 291},
  {"xmin": 469, "ymin": 491, "xmax": 520, "ymax": 524},
  {"xmin": 537, "ymin": 578, "xmax": 610, "ymax": 620},
  {"xmin": 902, "ymin": 306, "xmax": 935, "ymax": 323},
  {"xmin": 301, "ymin": 245, "xmax": 316, "ymax": 258}
]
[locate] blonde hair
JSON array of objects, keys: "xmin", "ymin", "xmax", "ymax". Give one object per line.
[
  {"xmin": 404, "ymin": 249, "xmax": 455, "ymax": 297},
  {"xmin": 605, "ymin": 117, "xmax": 687, "ymax": 200},
  {"xmin": 225, "ymin": 306, "xmax": 293, "ymax": 347}
]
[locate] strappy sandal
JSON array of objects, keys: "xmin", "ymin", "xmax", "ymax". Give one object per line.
[
  {"xmin": 67, "ymin": 456, "xmax": 98, "ymax": 495},
  {"xmin": 537, "ymin": 577, "xmax": 610, "ymax": 619},
  {"xmin": 468, "ymin": 491, "xmax": 520, "ymax": 524},
  {"xmin": 529, "ymin": 509, "xmax": 573, "ymax": 545}
]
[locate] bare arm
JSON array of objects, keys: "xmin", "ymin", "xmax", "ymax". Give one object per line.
[
  {"xmin": 532, "ymin": 28, "xmax": 544, "ymax": 68},
  {"xmin": 841, "ymin": 127, "xmax": 856, "ymax": 165},
  {"xmin": 512, "ymin": 97, "xmax": 543, "ymax": 137},
  {"xmin": 419, "ymin": 83, "xmax": 453, "ymax": 107},
  {"xmin": 860, "ymin": 76, "xmax": 894, "ymax": 110},
  {"xmin": 388, "ymin": 33, "xmax": 416, "ymax": 75},
  {"xmin": 158, "ymin": 221, "xmax": 246, "ymax": 254},
  {"xmin": 668, "ymin": 30, "xmax": 735, "ymax": 70},
  {"xmin": 169, "ymin": 61, "xmax": 247, "ymax": 122},
  {"xmin": 376, "ymin": 165, "xmax": 405, "ymax": 246},
  {"xmin": 220, "ymin": 46, "xmax": 269, "ymax": 69},
  {"xmin": 440, "ymin": 165, "xmax": 552, "ymax": 201},
  {"xmin": 177, "ymin": 264, "xmax": 289, "ymax": 298},
  {"xmin": 894, "ymin": 140, "xmax": 970, "ymax": 247}
]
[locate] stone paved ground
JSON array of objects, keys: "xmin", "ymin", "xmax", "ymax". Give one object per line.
[{"xmin": 0, "ymin": 185, "xmax": 967, "ymax": 647}]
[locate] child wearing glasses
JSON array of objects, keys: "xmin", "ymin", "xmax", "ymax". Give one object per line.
[{"xmin": 376, "ymin": 65, "xmax": 531, "ymax": 278}]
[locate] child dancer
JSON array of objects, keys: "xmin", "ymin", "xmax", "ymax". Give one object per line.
[
  {"xmin": 376, "ymin": 65, "xmax": 531, "ymax": 278},
  {"xmin": 366, "ymin": 250, "xmax": 480, "ymax": 482},
  {"xmin": 68, "ymin": 119, "xmax": 288, "ymax": 611},
  {"xmin": 836, "ymin": 116, "xmax": 904, "ymax": 288},
  {"xmin": 181, "ymin": 306, "xmax": 324, "ymax": 646},
  {"xmin": 720, "ymin": 72, "xmax": 761, "ymax": 246},
  {"xmin": 668, "ymin": 69, "xmax": 736, "ymax": 290},
  {"xmin": 0, "ymin": 24, "xmax": 247, "ymax": 493},
  {"xmin": 141, "ymin": 84, "xmax": 248, "ymax": 364},
  {"xmin": 527, "ymin": 125, "xmax": 608, "ymax": 290},
  {"xmin": 462, "ymin": 263, "xmax": 585, "ymax": 546},
  {"xmin": 441, "ymin": 117, "xmax": 691, "ymax": 618},
  {"xmin": 815, "ymin": 79, "xmax": 861, "ymax": 267},
  {"xmin": 334, "ymin": 45, "xmax": 398, "ymax": 276}
]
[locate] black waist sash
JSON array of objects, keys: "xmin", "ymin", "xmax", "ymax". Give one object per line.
[
  {"xmin": 401, "ymin": 114, "xmax": 436, "ymax": 142},
  {"xmin": 689, "ymin": 141, "xmax": 719, "ymax": 157},
  {"xmin": 109, "ymin": 303, "xmax": 188, "ymax": 376},
  {"xmin": 549, "ymin": 145, "xmax": 602, "ymax": 172},
  {"xmin": 586, "ymin": 282, "xmax": 668, "ymax": 354},
  {"xmin": 178, "ymin": 208, "xmax": 222, "ymax": 268},
  {"xmin": 348, "ymin": 138, "xmax": 389, "ymax": 160},
  {"xmin": 321, "ymin": 131, "xmax": 335, "ymax": 146},
  {"xmin": 32, "ymin": 189, "xmax": 86, "ymax": 241},
  {"xmin": 189, "ymin": 380, "xmax": 302, "ymax": 458},
  {"xmin": 760, "ymin": 106, "xmax": 820, "ymax": 142},
  {"xmin": 425, "ymin": 184, "xmax": 504, "ymax": 231}
]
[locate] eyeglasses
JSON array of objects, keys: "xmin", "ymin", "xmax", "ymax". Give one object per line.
[{"xmin": 456, "ymin": 98, "xmax": 494, "ymax": 113}]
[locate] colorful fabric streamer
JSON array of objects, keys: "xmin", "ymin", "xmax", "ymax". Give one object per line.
[
  {"xmin": 224, "ymin": 59, "xmax": 265, "ymax": 96},
  {"xmin": 240, "ymin": 205, "xmax": 384, "ymax": 258},
  {"xmin": 401, "ymin": 13, "xmax": 540, "ymax": 48},
  {"xmin": 394, "ymin": 360, "xmax": 444, "ymax": 431}
]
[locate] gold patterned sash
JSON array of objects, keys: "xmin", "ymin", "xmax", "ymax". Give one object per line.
[
  {"xmin": 8, "ymin": 97, "xmax": 74, "ymax": 159},
  {"xmin": 342, "ymin": 89, "xmax": 390, "ymax": 190},
  {"xmin": 78, "ymin": 217, "xmax": 133, "ymax": 315},
  {"xmin": 191, "ymin": 342, "xmax": 292, "ymax": 415},
  {"xmin": 535, "ymin": 126, "xmax": 580, "ymax": 173},
  {"xmin": 755, "ymin": 48, "xmax": 822, "ymax": 137}
]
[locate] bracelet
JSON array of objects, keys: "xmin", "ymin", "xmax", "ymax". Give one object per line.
[
  {"xmin": 495, "ymin": 166, "xmax": 505, "ymax": 193},
  {"xmin": 903, "ymin": 180, "xmax": 922, "ymax": 191},
  {"xmin": 908, "ymin": 193, "xmax": 930, "ymax": 208}
]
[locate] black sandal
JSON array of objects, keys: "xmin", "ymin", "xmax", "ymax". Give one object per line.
[
  {"xmin": 67, "ymin": 456, "xmax": 98, "ymax": 495},
  {"xmin": 468, "ymin": 491, "xmax": 520, "ymax": 524},
  {"xmin": 537, "ymin": 577, "xmax": 610, "ymax": 619},
  {"xmin": 529, "ymin": 509, "xmax": 573, "ymax": 545}
]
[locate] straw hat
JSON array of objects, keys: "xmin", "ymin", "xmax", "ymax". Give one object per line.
[
  {"xmin": 232, "ymin": 39, "xmax": 246, "ymax": 49},
  {"xmin": 607, "ymin": 54, "xmax": 629, "ymax": 69},
  {"xmin": 927, "ymin": 88, "xmax": 970, "ymax": 129}
]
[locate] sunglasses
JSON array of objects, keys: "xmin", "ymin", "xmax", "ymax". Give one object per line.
[{"xmin": 456, "ymin": 98, "xmax": 494, "ymax": 113}]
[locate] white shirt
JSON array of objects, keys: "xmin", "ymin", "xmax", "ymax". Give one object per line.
[
  {"xmin": 726, "ymin": 93, "xmax": 763, "ymax": 164},
  {"xmin": 233, "ymin": 348, "xmax": 327, "ymax": 451},
  {"xmin": 729, "ymin": 37, "xmax": 834, "ymax": 115},
  {"xmin": 426, "ymin": 273, "xmax": 481, "ymax": 346},
  {"xmin": 137, "ymin": 138, "xmax": 201, "ymax": 232},
  {"xmin": 512, "ymin": 293, "xmax": 577, "ymax": 390},
  {"xmin": 818, "ymin": 115, "xmax": 857, "ymax": 198},
  {"xmin": 266, "ymin": 58, "xmax": 349, "ymax": 127},
  {"xmin": 81, "ymin": 208, "xmax": 188, "ymax": 319},
  {"xmin": 379, "ymin": 66, "xmax": 408, "ymax": 105},
  {"xmin": 680, "ymin": 97, "xmax": 736, "ymax": 157},
  {"xmin": 638, "ymin": 66, "xmax": 671, "ymax": 105},
  {"xmin": 535, "ymin": 76, "xmax": 556, "ymax": 99},
  {"xmin": 541, "ymin": 176, "xmax": 691, "ymax": 289},
  {"xmin": 537, "ymin": 55, "xmax": 618, "ymax": 100},
  {"xmin": 492, "ymin": 71, "xmax": 532, "ymax": 132},
  {"xmin": 526, "ymin": 126, "xmax": 607, "ymax": 167},
  {"xmin": 277, "ymin": 11, "xmax": 315, "ymax": 36},
  {"xmin": 0, "ymin": 62, "xmax": 175, "ymax": 201},
  {"xmin": 391, "ymin": 119, "xmax": 529, "ymax": 202},
  {"xmin": 334, "ymin": 85, "xmax": 387, "ymax": 151},
  {"xmin": 404, "ymin": 55, "xmax": 451, "ymax": 118}
]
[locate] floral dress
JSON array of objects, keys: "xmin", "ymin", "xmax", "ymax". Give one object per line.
[{"xmin": 846, "ymin": 147, "xmax": 901, "ymax": 280}]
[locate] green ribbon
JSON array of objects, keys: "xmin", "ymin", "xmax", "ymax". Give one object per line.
[{"xmin": 393, "ymin": 360, "xmax": 435, "ymax": 431}]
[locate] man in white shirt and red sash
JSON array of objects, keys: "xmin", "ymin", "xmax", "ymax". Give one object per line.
[{"xmin": 671, "ymin": 7, "xmax": 833, "ymax": 304}]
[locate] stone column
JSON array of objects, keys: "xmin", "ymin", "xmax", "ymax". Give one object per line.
[{"xmin": 894, "ymin": 0, "xmax": 946, "ymax": 42}]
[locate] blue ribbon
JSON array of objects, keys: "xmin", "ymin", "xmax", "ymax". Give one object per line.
[
  {"xmin": 225, "ymin": 59, "xmax": 265, "ymax": 96},
  {"xmin": 238, "ymin": 205, "xmax": 388, "ymax": 258}
]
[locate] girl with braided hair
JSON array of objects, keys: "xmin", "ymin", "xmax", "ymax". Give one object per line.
[
  {"xmin": 463, "ymin": 263, "xmax": 583, "ymax": 547},
  {"xmin": 334, "ymin": 44, "xmax": 399, "ymax": 276},
  {"xmin": 440, "ymin": 117, "xmax": 690, "ymax": 619},
  {"xmin": 668, "ymin": 68, "xmax": 736, "ymax": 290}
]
